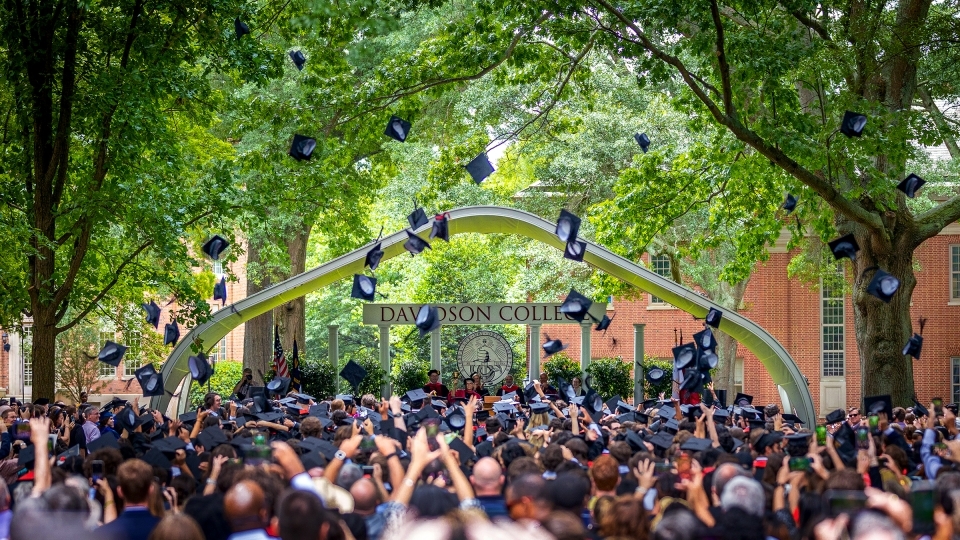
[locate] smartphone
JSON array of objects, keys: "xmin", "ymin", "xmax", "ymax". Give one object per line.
[
  {"xmin": 15, "ymin": 421, "xmax": 30, "ymax": 441},
  {"xmin": 48, "ymin": 434, "xmax": 56, "ymax": 453},
  {"xmin": 360, "ymin": 436, "xmax": 376, "ymax": 450},
  {"xmin": 816, "ymin": 425, "xmax": 827, "ymax": 446},
  {"xmin": 933, "ymin": 398, "xmax": 944, "ymax": 417},
  {"xmin": 855, "ymin": 426, "xmax": 870, "ymax": 450},
  {"xmin": 91, "ymin": 460, "xmax": 104, "ymax": 482},
  {"xmin": 444, "ymin": 432, "xmax": 457, "ymax": 445},
  {"xmin": 362, "ymin": 465, "xmax": 375, "ymax": 476},
  {"xmin": 868, "ymin": 414, "xmax": 879, "ymax": 429},
  {"xmin": 824, "ymin": 489, "xmax": 868, "ymax": 517},
  {"xmin": 227, "ymin": 458, "xmax": 244, "ymax": 466},
  {"xmin": 911, "ymin": 482, "xmax": 936, "ymax": 535},
  {"xmin": 423, "ymin": 419, "xmax": 439, "ymax": 438},
  {"xmin": 653, "ymin": 462, "xmax": 671, "ymax": 477},
  {"xmin": 675, "ymin": 452, "xmax": 692, "ymax": 479},
  {"xmin": 788, "ymin": 456, "xmax": 811, "ymax": 472}
]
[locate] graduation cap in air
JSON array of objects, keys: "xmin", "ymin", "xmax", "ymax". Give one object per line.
[
  {"xmin": 403, "ymin": 230, "xmax": 431, "ymax": 256},
  {"xmin": 782, "ymin": 194, "xmax": 798, "ymax": 214},
  {"xmin": 903, "ymin": 334, "xmax": 923, "ymax": 359},
  {"xmin": 824, "ymin": 408, "xmax": 846, "ymax": 425},
  {"xmin": 351, "ymin": 274, "xmax": 377, "ymax": 301},
  {"xmin": 866, "ymin": 268, "xmax": 900, "ymax": 303},
  {"xmin": 542, "ymin": 335, "xmax": 568, "ymax": 357},
  {"xmin": 828, "ymin": 234, "xmax": 859, "ymax": 261},
  {"xmin": 840, "ymin": 111, "xmax": 867, "ymax": 138},
  {"xmin": 407, "ymin": 204, "xmax": 428, "ymax": 230},
  {"xmin": 897, "ymin": 173, "xmax": 925, "ymax": 198},
  {"xmin": 672, "ymin": 343, "xmax": 698, "ymax": 370},
  {"xmin": 202, "ymin": 234, "xmax": 230, "ymax": 261},
  {"xmin": 555, "ymin": 210, "xmax": 581, "ymax": 244},
  {"xmin": 415, "ymin": 305, "xmax": 441, "ymax": 337},
  {"xmin": 693, "ymin": 328, "xmax": 715, "ymax": 351},
  {"xmin": 163, "ymin": 321, "xmax": 180, "ymax": 346},
  {"xmin": 385, "ymin": 115, "xmax": 412, "ymax": 142},
  {"xmin": 188, "ymin": 353, "xmax": 213, "ymax": 386},
  {"xmin": 135, "ymin": 364, "xmax": 164, "ymax": 397},
  {"xmin": 583, "ymin": 389, "xmax": 604, "ymax": 416},
  {"xmin": 680, "ymin": 369, "xmax": 704, "ymax": 393},
  {"xmin": 560, "ymin": 289, "xmax": 593, "ymax": 322},
  {"xmin": 289, "ymin": 134, "xmax": 317, "ymax": 161},
  {"xmin": 705, "ymin": 307, "xmax": 722, "ymax": 329},
  {"xmin": 595, "ymin": 314, "xmax": 613, "ymax": 332},
  {"xmin": 363, "ymin": 242, "xmax": 384, "ymax": 271},
  {"xmin": 213, "ymin": 277, "xmax": 227, "ymax": 306},
  {"xmin": 634, "ymin": 132, "xmax": 651, "ymax": 153},
  {"xmin": 267, "ymin": 376, "xmax": 291, "ymax": 397},
  {"xmin": 234, "ymin": 17, "xmax": 250, "ymax": 38},
  {"xmin": 864, "ymin": 395, "xmax": 893, "ymax": 419},
  {"xmin": 98, "ymin": 341, "xmax": 127, "ymax": 367},
  {"xmin": 563, "ymin": 240, "xmax": 587, "ymax": 262},
  {"xmin": 114, "ymin": 407, "xmax": 139, "ymax": 435},
  {"xmin": 522, "ymin": 381, "xmax": 539, "ymax": 403},
  {"xmin": 465, "ymin": 152, "xmax": 495, "ymax": 184},
  {"xmin": 446, "ymin": 407, "xmax": 467, "ymax": 430},
  {"xmin": 339, "ymin": 360, "xmax": 367, "ymax": 392},
  {"xmin": 913, "ymin": 398, "xmax": 929, "ymax": 418},
  {"xmin": 289, "ymin": 50, "xmax": 306, "ymax": 70},
  {"xmin": 645, "ymin": 366, "xmax": 667, "ymax": 385},
  {"xmin": 430, "ymin": 213, "xmax": 450, "ymax": 242},
  {"xmin": 143, "ymin": 301, "xmax": 161, "ymax": 329}
]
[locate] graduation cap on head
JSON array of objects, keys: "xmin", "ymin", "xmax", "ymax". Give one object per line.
[
  {"xmin": 530, "ymin": 402, "xmax": 550, "ymax": 415},
  {"xmin": 563, "ymin": 240, "xmax": 587, "ymax": 262},
  {"xmin": 351, "ymin": 274, "xmax": 377, "ymax": 301},
  {"xmin": 198, "ymin": 426, "xmax": 229, "ymax": 451},
  {"xmin": 115, "ymin": 407, "xmax": 139, "ymax": 434},
  {"xmin": 555, "ymin": 210, "xmax": 581, "ymax": 244},
  {"xmin": 465, "ymin": 152, "xmax": 495, "ymax": 184},
  {"xmin": 864, "ymin": 395, "xmax": 893, "ymax": 419},
  {"xmin": 163, "ymin": 320, "xmax": 180, "ymax": 346},
  {"xmin": 733, "ymin": 393, "xmax": 753, "ymax": 407},
  {"xmin": 385, "ymin": 115, "xmax": 412, "ymax": 143},
  {"xmin": 234, "ymin": 17, "xmax": 250, "ymax": 38},
  {"xmin": 335, "ymin": 394, "xmax": 355, "ymax": 405},
  {"xmin": 634, "ymin": 132, "xmax": 651, "ymax": 153},
  {"xmin": 300, "ymin": 437, "xmax": 339, "ymax": 461},
  {"xmin": 493, "ymin": 401, "xmax": 516, "ymax": 414},
  {"xmin": 782, "ymin": 194, "xmax": 798, "ymax": 214},
  {"xmin": 672, "ymin": 343, "xmax": 698, "ymax": 370},
  {"xmin": 202, "ymin": 234, "xmax": 230, "ymax": 261},
  {"xmin": 475, "ymin": 409, "xmax": 490, "ymax": 423},
  {"xmin": 267, "ymin": 377, "xmax": 291, "ymax": 397},
  {"xmin": 289, "ymin": 134, "xmax": 317, "ymax": 161},
  {"xmin": 98, "ymin": 341, "xmax": 126, "ymax": 367},
  {"xmin": 34, "ymin": 398, "xmax": 50, "ymax": 406},
  {"xmin": 153, "ymin": 436, "xmax": 188, "ymax": 454},
  {"xmin": 135, "ymin": 364, "xmax": 164, "ymax": 397},
  {"xmin": 431, "ymin": 399, "xmax": 448, "ymax": 411},
  {"xmin": 415, "ymin": 305, "xmax": 441, "ymax": 337},
  {"xmin": 143, "ymin": 301, "xmax": 161, "ymax": 329},
  {"xmin": 897, "ymin": 173, "xmax": 925, "ymax": 198},
  {"xmin": 640, "ymin": 399, "xmax": 658, "ymax": 411},
  {"xmin": 663, "ymin": 419, "xmax": 680, "ymax": 434},
  {"xmin": 560, "ymin": 289, "xmax": 592, "ymax": 322},
  {"xmin": 645, "ymin": 366, "xmax": 667, "ymax": 385},
  {"xmin": 542, "ymin": 335, "xmax": 568, "ymax": 357},
  {"xmin": 840, "ymin": 111, "xmax": 867, "ymax": 137},
  {"xmin": 179, "ymin": 411, "xmax": 198, "ymax": 425},
  {"xmin": 595, "ymin": 314, "xmax": 613, "ymax": 332},
  {"xmin": 617, "ymin": 412, "xmax": 636, "ymax": 424},
  {"xmin": 866, "ymin": 268, "xmax": 900, "ymax": 303},
  {"xmin": 649, "ymin": 431, "xmax": 674, "ymax": 450},
  {"xmin": 213, "ymin": 277, "xmax": 227, "ymax": 306},
  {"xmin": 705, "ymin": 307, "xmax": 722, "ymax": 329},
  {"xmin": 781, "ymin": 413, "xmax": 804, "ymax": 425},
  {"xmin": 430, "ymin": 213, "xmax": 450, "ymax": 242},
  {"xmin": 365, "ymin": 242, "xmax": 384, "ymax": 271},
  {"xmin": 405, "ymin": 388, "xmax": 428, "ymax": 405},
  {"xmin": 296, "ymin": 393, "xmax": 314, "ymax": 405},
  {"xmin": 87, "ymin": 434, "xmax": 120, "ymax": 453},
  {"xmin": 142, "ymin": 448, "xmax": 172, "ymax": 471},
  {"xmin": 825, "ymin": 408, "xmax": 846, "ymax": 425},
  {"xmin": 289, "ymin": 50, "xmax": 306, "ymax": 70},
  {"xmin": 188, "ymin": 354, "xmax": 213, "ymax": 386},
  {"xmin": 828, "ymin": 233, "xmax": 859, "ymax": 261},
  {"xmin": 403, "ymin": 230, "xmax": 431, "ymax": 256},
  {"xmin": 680, "ymin": 437, "xmax": 712, "ymax": 452},
  {"xmin": 625, "ymin": 430, "xmax": 646, "ymax": 451}
]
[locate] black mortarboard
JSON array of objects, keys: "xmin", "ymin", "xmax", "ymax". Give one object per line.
[
  {"xmin": 142, "ymin": 448, "xmax": 172, "ymax": 471},
  {"xmin": 163, "ymin": 320, "xmax": 180, "ymax": 346},
  {"xmin": 87, "ymin": 434, "xmax": 120, "ymax": 453},
  {"xmin": 595, "ymin": 314, "xmax": 613, "ymax": 332},
  {"xmin": 530, "ymin": 402, "xmax": 550, "ymax": 414},
  {"xmin": 840, "ymin": 111, "xmax": 867, "ymax": 137},
  {"xmin": 493, "ymin": 401, "xmax": 516, "ymax": 414},
  {"xmin": 563, "ymin": 240, "xmax": 586, "ymax": 262},
  {"xmin": 403, "ymin": 230, "xmax": 431, "ymax": 255},
  {"xmin": 415, "ymin": 305, "xmax": 441, "ymax": 337},
  {"xmin": 18, "ymin": 445, "xmax": 35, "ymax": 470},
  {"xmin": 188, "ymin": 354, "xmax": 213, "ymax": 386},
  {"xmin": 640, "ymin": 399, "xmax": 658, "ymax": 410},
  {"xmin": 97, "ymin": 341, "xmax": 126, "ymax": 367},
  {"xmin": 296, "ymin": 393, "xmax": 314, "ymax": 405},
  {"xmin": 680, "ymin": 437, "xmax": 712, "ymax": 452},
  {"xmin": 234, "ymin": 17, "xmax": 250, "ymax": 38},
  {"xmin": 699, "ymin": 350, "xmax": 719, "ymax": 370},
  {"xmin": 308, "ymin": 403, "xmax": 329, "ymax": 418},
  {"xmin": 866, "ymin": 268, "xmax": 900, "ymax": 303},
  {"xmin": 56, "ymin": 445, "xmax": 80, "ymax": 466},
  {"xmin": 143, "ymin": 301, "xmax": 161, "ymax": 328},
  {"xmin": 351, "ymin": 274, "xmax": 377, "ymax": 301},
  {"xmin": 672, "ymin": 343, "xmax": 698, "ymax": 370},
  {"xmin": 198, "ymin": 426, "xmax": 229, "ymax": 450},
  {"xmin": 542, "ymin": 336, "xmax": 568, "ymax": 357},
  {"xmin": 202, "ymin": 234, "xmax": 230, "ymax": 261},
  {"xmin": 446, "ymin": 407, "xmax": 467, "ymax": 430},
  {"xmin": 634, "ymin": 132, "xmax": 651, "ymax": 153},
  {"xmin": 649, "ymin": 431, "xmax": 674, "ymax": 449},
  {"xmin": 679, "ymin": 370, "xmax": 704, "ymax": 393},
  {"xmin": 407, "ymin": 206, "xmax": 428, "ymax": 230},
  {"xmin": 465, "ymin": 152, "xmax": 495, "ymax": 184},
  {"xmin": 135, "ymin": 364, "xmax": 164, "ymax": 397},
  {"xmin": 405, "ymin": 388, "xmax": 428, "ymax": 404},
  {"xmin": 449, "ymin": 436, "xmax": 476, "ymax": 466},
  {"xmin": 693, "ymin": 328, "xmax": 715, "ymax": 351},
  {"xmin": 782, "ymin": 193, "xmax": 798, "ymax": 214},
  {"xmin": 560, "ymin": 289, "xmax": 592, "ymax": 322},
  {"xmin": 336, "ymin": 394, "xmax": 355, "ymax": 404},
  {"xmin": 385, "ymin": 115, "xmax": 412, "ymax": 142},
  {"xmin": 705, "ymin": 307, "xmax": 722, "ymax": 328},
  {"xmin": 713, "ymin": 408, "xmax": 730, "ymax": 421},
  {"xmin": 825, "ymin": 408, "xmax": 846, "ymax": 424},
  {"xmin": 625, "ymin": 430, "xmax": 646, "ymax": 451},
  {"xmin": 555, "ymin": 210, "xmax": 581, "ymax": 243},
  {"xmin": 897, "ymin": 173, "xmax": 925, "ymax": 198},
  {"xmin": 365, "ymin": 243, "xmax": 384, "ymax": 271},
  {"xmin": 645, "ymin": 367, "xmax": 667, "ymax": 385},
  {"xmin": 267, "ymin": 376, "xmax": 291, "ymax": 397},
  {"xmin": 301, "ymin": 437, "xmax": 339, "ymax": 461},
  {"xmin": 213, "ymin": 277, "xmax": 227, "ymax": 306},
  {"xmin": 430, "ymin": 213, "xmax": 450, "ymax": 242},
  {"xmin": 475, "ymin": 409, "xmax": 490, "ymax": 423},
  {"xmin": 33, "ymin": 398, "xmax": 50, "ymax": 406},
  {"xmin": 255, "ymin": 411, "xmax": 285, "ymax": 423},
  {"xmin": 828, "ymin": 233, "xmax": 859, "ymax": 261},
  {"xmin": 431, "ymin": 399, "xmax": 448, "ymax": 411},
  {"xmin": 617, "ymin": 412, "xmax": 637, "ymax": 423},
  {"xmin": 864, "ymin": 395, "xmax": 893, "ymax": 419},
  {"xmin": 913, "ymin": 398, "xmax": 929, "ymax": 418},
  {"xmin": 416, "ymin": 405, "xmax": 440, "ymax": 422},
  {"xmin": 781, "ymin": 413, "xmax": 804, "ymax": 425},
  {"xmin": 153, "ymin": 436, "xmax": 188, "ymax": 454},
  {"xmin": 115, "ymin": 407, "xmax": 138, "ymax": 434},
  {"xmin": 289, "ymin": 50, "xmax": 306, "ymax": 70},
  {"xmin": 903, "ymin": 333, "xmax": 923, "ymax": 359},
  {"xmin": 733, "ymin": 393, "xmax": 753, "ymax": 407},
  {"xmin": 179, "ymin": 411, "xmax": 198, "ymax": 425},
  {"xmin": 289, "ymin": 134, "xmax": 317, "ymax": 161}
]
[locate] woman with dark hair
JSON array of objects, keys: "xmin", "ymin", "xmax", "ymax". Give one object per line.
[{"xmin": 99, "ymin": 412, "xmax": 120, "ymax": 439}]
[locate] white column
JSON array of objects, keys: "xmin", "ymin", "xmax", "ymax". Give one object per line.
[
  {"xmin": 529, "ymin": 324, "xmax": 541, "ymax": 381},
  {"xmin": 634, "ymin": 323, "xmax": 645, "ymax": 405},
  {"xmin": 431, "ymin": 327, "xmax": 441, "ymax": 371},
  {"xmin": 580, "ymin": 322, "xmax": 592, "ymax": 377},
  {"xmin": 379, "ymin": 325, "xmax": 391, "ymax": 397},
  {"xmin": 328, "ymin": 325, "xmax": 339, "ymax": 394}
]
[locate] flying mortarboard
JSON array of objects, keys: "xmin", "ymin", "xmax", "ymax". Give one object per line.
[
  {"xmin": 897, "ymin": 173, "xmax": 925, "ymax": 198},
  {"xmin": 163, "ymin": 321, "xmax": 180, "ymax": 346},
  {"xmin": 693, "ymin": 328, "xmax": 715, "ymax": 351},
  {"xmin": 135, "ymin": 364, "xmax": 164, "ymax": 397},
  {"xmin": 595, "ymin": 314, "xmax": 613, "ymax": 332},
  {"xmin": 188, "ymin": 354, "xmax": 213, "ymax": 386},
  {"xmin": 782, "ymin": 194, "xmax": 798, "ymax": 214},
  {"xmin": 493, "ymin": 401, "xmax": 516, "ymax": 414},
  {"xmin": 542, "ymin": 336, "xmax": 568, "ymax": 357},
  {"xmin": 864, "ymin": 395, "xmax": 893, "ymax": 419},
  {"xmin": 97, "ymin": 341, "xmax": 127, "ymax": 367},
  {"xmin": 645, "ymin": 367, "xmax": 667, "ymax": 385},
  {"xmin": 563, "ymin": 240, "xmax": 587, "ymax": 262},
  {"xmin": 289, "ymin": 50, "xmax": 306, "ymax": 70},
  {"xmin": 202, "ymin": 234, "xmax": 230, "ymax": 261},
  {"xmin": 555, "ymin": 210, "xmax": 581, "ymax": 244},
  {"xmin": 234, "ymin": 17, "xmax": 250, "ymax": 38},
  {"xmin": 351, "ymin": 274, "xmax": 377, "ymax": 301},
  {"xmin": 903, "ymin": 334, "xmax": 923, "ymax": 359},
  {"xmin": 672, "ymin": 343, "xmax": 698, "ymax": 370},
  {"xmin": 560, "ymin": 289, "xmax": 593, "ymax": 322},
  {"xmin": 213, "ymin": 277, "xmax": 227, "ymax": 306},
  {"xmin": 365, "ymin": 243, "xmax": 384, "ymax": 271},
  {"xmin": 634, "ymin": 132, "xmax": 651, "ymax": 153},
  {"xmin": 143, "ymin": 301, "xmax": 161, "ymax": 328},
  {"xmin": 403, "ymin": 230, "xmax": 431, "ymax": 256},
  {"xmin": 465, "ymin": 152, "xmax": 495, "ymax": 184},
  {"xmin": 266, "ymin": 376, "xmax": 291, "ymax": 397},
  {"xmin": 430, "ymin": 213, "xmax": 450, "ymax": 242},
  {"xmin": 407, "ymin": 205, "xmax": 429, "ymax": 230},
  {"xmin": 385, "ymin": 115, "xmax": 412, "ymax": 143},
  {"xmin": 289, "ymin": 134, "xmax": 317, "ymax": 161},
  {"xmin": 705, "ymin": 307, "xmax": 723, "ymax": 328},
  {"xmin": 828, "ymin": 233, "xmax": 859, "ymax": 261},
  {"xmin": 415, "ymin": 305, "xmax": 441, "ymax": 337},
  {"xmin": 840, "ymin": 111, "xmax": 867, "ymax": 137},
  {"xmin": 866, "ymin": 268, "xmax": 900, "ymax": 303}
]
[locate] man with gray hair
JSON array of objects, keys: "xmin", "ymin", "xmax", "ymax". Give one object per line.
[
  {"xmin": 720, "ymin": 476, "xmax": 764, "ymax": 517},
  {"xmin": 710, "ymin": 462, "xmax": 746, "ymax": 506}
]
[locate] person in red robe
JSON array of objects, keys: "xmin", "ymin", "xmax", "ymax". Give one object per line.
[
  {"xmin": 422, "ymin": 369, "xmax": 449, "ymax": 398},
  {"xmin": 496, "ymin": 374, "xmax": 524, "ymax": 404}
]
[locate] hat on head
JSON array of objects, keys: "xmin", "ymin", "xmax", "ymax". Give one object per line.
[{"xmin": 825, "ymin": 408, "xmax": 846, "ymax": 424}]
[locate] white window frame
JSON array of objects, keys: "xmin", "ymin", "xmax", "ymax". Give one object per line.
[
  {"xmin": 208, "ymin": 306, "xmax": 228, "ymax": 364},
  {"xmin": 22, "ymin": 326, "xmax": 33, "ymax": 387},
  {"xmin": 953, "ymin": 358, "xmax": 960, "ymax": 405},
  {"xmin": 99, "ymin": 323, "xmax": 117, "ymax": 379},
  {"xmin": 734, "ymin": 357, "xmax": 744, "ymax": 397},
  {"xmin": 951, "ymin": 246, "xmax": 960, "ymax": 302},
  {"xmin": 124, "ymin": 327, "xmax": 142, "ymax": 377},
  {"xmin": 821, "ymin": 267, "xmax": 845, "ymax": 377},
  {"xmin": 648, "ymin": 255, "xmax": 673, "ymax": 307},
  {"xmin": 213, "ymin": 259, "xmax": 224, "ymax": 278}
]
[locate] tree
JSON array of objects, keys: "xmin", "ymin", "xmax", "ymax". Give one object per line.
[{"xmin": 55, "ymin": 321, "xmax": 106, "ymax": 404}]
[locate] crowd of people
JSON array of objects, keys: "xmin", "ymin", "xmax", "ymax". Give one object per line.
[{"xmin": 0, "ymin": 373, "xmax": 958, "ymax": 540}]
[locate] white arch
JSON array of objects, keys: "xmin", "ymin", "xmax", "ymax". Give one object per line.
[{"xmin": 152, "ymin": 206, "xmax": 815, "ymax": 423}]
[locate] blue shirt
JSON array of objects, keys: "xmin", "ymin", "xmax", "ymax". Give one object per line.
[{"xmin": 476, "ymin": 495, "xmax": 509, "ymax": 520}]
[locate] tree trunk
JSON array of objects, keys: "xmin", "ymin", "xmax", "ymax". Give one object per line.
[
  {"xmin": 30, "ymin": 311, "xmax": 58, "ymax": 401},
  {"xmin": 713, "ymin": 279, "xmax": 748, "ymax": 398},
  {"xmin": 243, "ymin": 240, "xmax": 273, "ymax": 385},
  {"xmin": 852, "ymin": 228, "xmax": 917, "ymax": 406},
  {"xmin": 274, "ymin": 226, "xmax": 310, "ymax": 356}
]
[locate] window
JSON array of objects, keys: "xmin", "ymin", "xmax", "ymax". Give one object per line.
[
  {"xmin": 124, "ymin": 328, "xmax": 142, "ymax": 377},
  {"xmin": 99, "ymin": 325, "xmax": 117, "ymax": 378},
  {"xmin": 22, "ymin": 326, "xmax": 33, "ymax": 387},
  {"xmin": 213, "ymin": 259, "xmax": 224, "ymax": 278},
  {"xmin": 650, "ymin": 255, "xmax": 671, "ymax": 304},
  {"xmin": 208, "ymin": 307, "xmax": 228, "ymax": 364},
  {"xmin": 821, "ymin": 267, "xmax": 845, "ymax": 377},
  {"xmin": 954, "ymin": 358, "xmax": 960, "ymax": 405},
  {"xmin": 952, "ymin": 246, "xmax": 960, "ymax": 300},
  {"xmin": 734, "ymin": 357, "xmax": 744, "ymax": 397}
]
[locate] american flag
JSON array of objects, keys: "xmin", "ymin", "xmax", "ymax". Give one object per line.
[
  {"xmin": 274, "ymin": 325, "xmax": 289, "ymax": 378},
  {"xmin": 290, "ymin": 339, "xmax": 302, "ymax": 392}
]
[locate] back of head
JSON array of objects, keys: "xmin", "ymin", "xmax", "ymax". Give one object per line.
[
  {"xmin": 653, "ymin": 506, "xmax": 699, "ymax": 540},
  {"xmin": 299, "ymin": 417, "xmax": 322, "ymax": 439},
  {"xmin": 551, "ymin": 472, "xmax": 590, "ymax": 514},
  {"xmin": 337, "ymin": 463, "xmax": 364, "ymax": 490},
  {"xmin": 507, "ymin": 473, "xmax": 549, "ymax": 504},
  {"xmin": 350, "ymin": 478, "xmax": 380, "ymax": 514},
  {"xmin": 224, "ymin": 480, "xmax": 267, "ymax": 532},
  {"xmin": 540, "ymin": 444, "xmax": 564, "ymax": 472},
  {"xmin": 562, "ymin": 437, "xmax": 589, "ymax": 462},
  {"xmin": 148, "ymin": 514, "xmax": 204, "ymax": 540},
  {"xmin": 409, "ymin": 485, "xmax": 458, "ymax": 519},
  {"xmin": 471, "ymin": 457, "xmax": 504, "ymax": 493},
  {"xmin": 541, "ymin": 510, "xmax": 587, "ymax": 540},
  {"xmin": 711, "ymin": 462, "xmax": 746, "ymax": 499},
  {"xmin": 720, "ymin": 476, "xmax": 764, "ymax": 517},
  {"xmin": 277, "ymin": 489, "xmax": 331, "ymax": 540},
  {"xmin": 506, "ymin": 456, "xmax": 541, "ymax": 481},
  {"xmin": 850, "ymin": 510, "xmax": 905, "ymax": 540},
  {"xmin": 826, "ymin": 469, "xmax": 867, "ymax": 491},
  {"xmin": 590, "ymin": 455, "xmax": 620, "ymax": 492},
  {"xmin": 117, "ymin": 459, "xmax": 154, "ymax": 505},
  {"xmin": 599, "ymin": 496, "xmax": 648, "ymax": 539}
]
